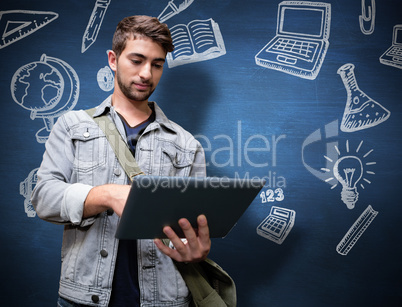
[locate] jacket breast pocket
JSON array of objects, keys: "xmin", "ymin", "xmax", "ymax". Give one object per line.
[
  {"xmin": 71, "ymin": 126, "xmax": 108, "ymax": 173},
  {"xmin": 158, "ymin": 142, "xmax": 195, "ymax": 177}
]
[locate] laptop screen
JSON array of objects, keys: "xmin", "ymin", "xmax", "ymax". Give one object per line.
[
  {"xmin": 279, "ymin": 4, "xmax": 329, "ymax": 39},
  {"xmin": 394, "ymin": 26, "xmax": 402, "ymax": 45}
]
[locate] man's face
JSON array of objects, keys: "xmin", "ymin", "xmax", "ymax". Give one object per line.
[{"xmin": 110, "ymin": 37, "xmax": 166, "ymax": 103}]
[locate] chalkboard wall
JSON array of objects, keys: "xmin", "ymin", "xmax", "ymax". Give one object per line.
[{"xmin": 1, "ymin": 0, "xmax": 401, "ymax": 306}]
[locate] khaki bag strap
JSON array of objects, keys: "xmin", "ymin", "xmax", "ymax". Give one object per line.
[
  {"xmin": 161, "ymin": 239, "xmax": 235, "ymax": 307},
  {"xmin": 175, "ymin": 261, "xmax": 228, "ymax": 307},
  {"xmin": 85, "ymin": 108, "xmax": 144, "ymax": 181}
]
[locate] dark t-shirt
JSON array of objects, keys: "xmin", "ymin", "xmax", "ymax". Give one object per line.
[{"xmin": 109, "ymin": 109, "xmax": 155, "ymax": 306}]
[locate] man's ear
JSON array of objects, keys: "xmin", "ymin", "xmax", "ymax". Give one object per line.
[{"xmin": 108, "ymin": 50, "xmax": 117, "ymax": 72}]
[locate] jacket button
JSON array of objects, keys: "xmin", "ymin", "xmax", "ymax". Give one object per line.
[
  {"xmin": 113, "ymin": 168, "xmax": 121, "ymax": 176},
  {"xmin": 91, "ymin": 295, "xmax": 99, "ymax": 303},
  {"xmin": 100, "ymin": 250, "xmax": 108, "ymax": 257}
]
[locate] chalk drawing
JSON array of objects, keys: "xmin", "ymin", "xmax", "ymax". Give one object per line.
[
  {"xmin": 359, "ymin": 0, "xmax": 375, "ymax": 35},
  {"xmin": 11, "ymin": 54, "xmax": 79, "ymax": 143},
  {"xmin": 82, "ymin": 0, "xmax": 112, "ymax": 53},
  {"xmin": 322, "ymin": 140, "xmax": 376, "ymax": 209},
  {"xmin": 257, "ymin": 206, "xmax": 295, "ymax": 245},
  {"xmin": 166, "ymin": 18, "xmax": 226, "ymax": 68},
  {"xmin": 97, "ymin": 65, "xmax": 114, "ymax": 91},
  {"xmin": 0, "ymin": 10, "xmax": 58, "ymax": 49},
  {"xmin": 260, "ymin": 188, "xmax": 285, "ymax": 203},
  {"xmin": 336, "ymin": 205, "xmax": 378, "ymax": 255},
  {"xmin": 337, "ymin": 63, "xmax": 390, "ymax": 132},
  {"xmin": 158, "ymin": 0, "xmax": 194, "ymax": 23},
  {"xmin": 255, "ymin": 1, "xmax": 331, "ymax": 80},
  {"xmin": 379, "ymin": 25, "xmax": 402, "ymax": 69},
  {"xmin": 333, "ymin": 156, "xmax": 363, "ymax": 209},
  {"xmin": 20, "ymin": 168, "xmax": 38, "ymax": 218}
]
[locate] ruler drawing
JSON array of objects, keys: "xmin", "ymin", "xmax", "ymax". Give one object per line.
[
  {"xmin": 0, "ymin": 10, "xmax": 59, "ymax": 49},
  {"xmin": 336, "ymin": 205, "xmax": 378, "ymax": 255}
]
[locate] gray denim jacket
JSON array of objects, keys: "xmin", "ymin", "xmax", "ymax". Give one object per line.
[{"xmin": 31, "ymin": 96, "xmax": 206, "ymax": 306}]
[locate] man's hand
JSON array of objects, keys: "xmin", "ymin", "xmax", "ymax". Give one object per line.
[
  {"xmin": 154, "ymin": 214, "xmax": 211, "ymax": 263},
  {"xmin": 83, "ymin": 184, "xmax": 131, "ymax": 218}
]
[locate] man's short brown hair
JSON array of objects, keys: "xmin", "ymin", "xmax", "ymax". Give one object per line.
[{"xmin": 112, "ymin": 15, "xmax": 174, "ymax": 59}]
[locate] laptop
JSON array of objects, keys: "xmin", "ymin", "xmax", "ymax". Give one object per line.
[
  {"xmin": 255, "ymin": 1, "xmax": 331, "ymax": 80},
  {"xmin": 115, "ymin": 176, "xmax": 265, "ymax": 239},
  {"xmin": 380, "ymin": 24, "xmax": 402, "ymax": 69}
]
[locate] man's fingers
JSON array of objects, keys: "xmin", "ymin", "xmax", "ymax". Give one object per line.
[
  {"xmin": 178, "ymin": 218, "xmax": 198, "ymax": 245},
  {"xmin": 154, "ymin": 216, "xmax": 211, "ymax": 263},
  {"xmin": 162, "ymin": 225, "xmax": 187, "ymax": 254},
  {"xmin": 153, "ymin": 238, "xmax": 170, "ymax": 254},
  {"xmin": 196, "ymin": 215, "xmax": 210, "ymax": 245}
]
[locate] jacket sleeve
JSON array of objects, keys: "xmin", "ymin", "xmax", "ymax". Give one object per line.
[
  {"xmin": 31, "ymin": 114, "xmax": 96, "ymax": 227},
  {"xmin": 189, "ymin": 139, "xmax": 207, "ymax": 178}
]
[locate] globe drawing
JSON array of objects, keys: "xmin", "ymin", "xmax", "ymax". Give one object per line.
[
  {"xmin": 11, "ymin": 61, "xmax": 64, "ymax": 113},
  {"xmin": 10, "ymin": 54, "xmax": 79, "ymax": 143}
]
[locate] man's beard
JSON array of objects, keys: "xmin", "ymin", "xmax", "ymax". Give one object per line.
[{"xmin": 116, "ymin": 71, "xmax": 155, "ymax": 102}]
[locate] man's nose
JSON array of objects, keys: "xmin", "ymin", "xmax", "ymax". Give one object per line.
[{"xmin": 139, "ymin": 63, "xmax": 152, "ymax": 80}]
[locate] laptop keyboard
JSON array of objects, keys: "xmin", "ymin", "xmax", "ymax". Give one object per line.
[
  {"xmin": 270, "ymin": 38, "xmax": 318, "ymax": 58},
  {"xmin": 388, "ymin": 46, "xmax": 402, "ymax": 57}
]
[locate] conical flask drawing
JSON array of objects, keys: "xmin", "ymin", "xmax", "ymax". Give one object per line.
[{"xmin": 337, "ymin": 63, "xmax": 390, "ymax": 132}]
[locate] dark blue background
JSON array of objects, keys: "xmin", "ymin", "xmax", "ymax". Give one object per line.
[{"xmin": 0, "ymin": 0, "xmax": 401, "ymax": 306}]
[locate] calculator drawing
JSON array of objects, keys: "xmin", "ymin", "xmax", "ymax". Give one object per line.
[{"xmin": 257, "ymin": 206, "xmax": 295, "ymax": 244}]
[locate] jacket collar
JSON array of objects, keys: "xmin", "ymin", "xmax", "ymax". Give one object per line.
[{"xmin": 92, "ymin": 95, "xmax": 177, "ymax": 134}]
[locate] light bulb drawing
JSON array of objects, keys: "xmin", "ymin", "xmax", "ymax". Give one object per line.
[
  {"xmin": 333, "ymin": 156, "xmax": 363, "ymax": 209},
  {"xmin": 321, "ymin": 140, "xmax": 376, "ymax": 209}
]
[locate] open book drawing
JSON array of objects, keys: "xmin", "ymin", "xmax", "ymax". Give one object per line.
[{"xmin": 167, "ymin": 18, "xmax": 226, "ymax": 68}]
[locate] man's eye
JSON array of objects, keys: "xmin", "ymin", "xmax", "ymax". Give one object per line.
[
  {"xmin": 131, "ymin": 60, "xmax": 141, "ymax": 65},
  {"xmin": 153, "ymin": 63, "xmax": 163, "ymax": 69}
]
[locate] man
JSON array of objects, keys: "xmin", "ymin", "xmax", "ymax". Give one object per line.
[{"xmin": 31, "ymin": 15, "xmax": 211, "ymax": 306}]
